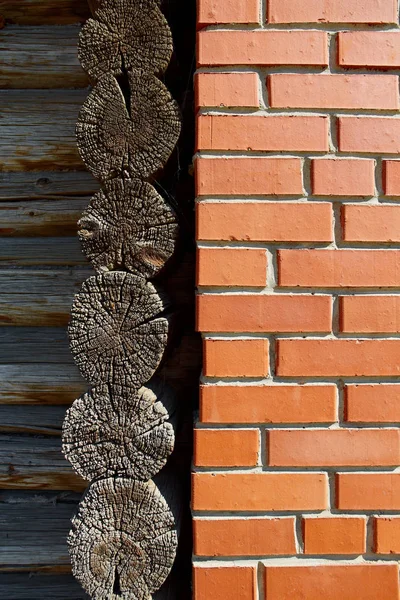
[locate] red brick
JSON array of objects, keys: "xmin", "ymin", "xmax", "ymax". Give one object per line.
[
  {"xmin": 374, "ymin": 517, "xmax": 400, "ymax": 554},
  {"xmin": 194, "ymin": 428, "xmax": 259, "ymax": 467},
  {"xmin": 268, "ymin": 429, "xmax": 400, "ymax": 467},
  {"xmin": 203, "ymin": 338, "xmax": 269, "ymax": 378},
  {"xmin": 195, "ymin": 157, "xmax": 304, "ymax": 196},
  {"xmin": 337, "ymin": 473, "xmax": 400, "ymax": 510},
  {"xmin": 339, "ymin": 32, "xmax": 400, "ymax": 68},
  {"xmin": 194, "ymin": 517, "xmax": 297, "ymax": 556},
  {"xmin": 194, "ymin": 566, "xmax": 257, "ymax": 600},
  {"xmin": 200, "ymin": 384, "xmax": 338, "ymax": 424},
  {"xmin": 197, "ymin": 114, "xmax": 329, "ymax": 152},
  {"xmin": 342, "ymin": 205, "xmax": 400, "ymax": 242},
  {"xmin": 195, "ymin": 72, "xmax": 259, "ymax": 108},
  {"xmin": 268, "ymin": 0, "xmax": 398, "ymax": 23},
  {"xmin": 198, "ymin": 0, "xmax": 260, "ymax": 26},
  {"xmin": 196, "ymin": 202, "xmax": 333, "ymax": 242},
  {"xmin": 197, "ymin": 247, "xmax": 267, "ymax": 287},
  {"xmin": 269, "ymin": 74, "xmax": 399, "ymax": 110},
  {"xmin": 340, "ymin": 295, "xmax": 400, "ymax": 333},
  {"xmin": 345, "ymin": 384, "xmax": 400, "ymax": 423},
  {"xmin": 384, "ymin": 161, "xmax": 400, "ymax": 196},
  {"xmin": 303, "ymin": 517, "xmax": 366, "ymax": 555},
  {"xmin": 339, "ymin": 117, "xmax": 400, "ymax": 154},
  {"xmin": 192, "ymin": 472, "xmax": 329, "ymax": 511},
  {"xmin": 198, "ymin": 30, "xmax": 328, "ymax": 67},
  {"xmin": 278, "ymin": 249, "xmax": 400, "ymax": 288},
  {"xmin": 312, "ymin": 159, "xmax": 375, "ymax": 197},
  {"xmin": 277, "ymin": 339, "xmax": 400, "ymax": 377},
  {"xmin": 265, "ymin": 565, "xmax": 400, "ymax": 600}
]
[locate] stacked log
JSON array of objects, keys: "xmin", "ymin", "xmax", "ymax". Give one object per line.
[{"xmin": 62, "ymin": 0, "xmax": 182, "ymax": 597}]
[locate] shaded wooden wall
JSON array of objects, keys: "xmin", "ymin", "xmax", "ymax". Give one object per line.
[{"xmin": 0, "ymin": 1, "xmax": 198, "ymax": 597}]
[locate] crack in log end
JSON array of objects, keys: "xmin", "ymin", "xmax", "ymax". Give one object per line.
[{"xmin": 113, "ymin": 567, "xmax": 122, "ymax": 597}]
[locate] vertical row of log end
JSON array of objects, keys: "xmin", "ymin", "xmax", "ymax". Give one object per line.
[{"xmin": 62, "ymin": 1, "xmax": 182, "ymax": 598}]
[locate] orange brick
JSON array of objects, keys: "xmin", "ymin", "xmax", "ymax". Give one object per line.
[
  {"xmin": 203, "ymin": 338, "xmax": 269, "ymax": 378},
  {"xmin": 342, "ymin": 205, "xmax": 400, "ymax": 242},
  {"xmin": 268, "ymin": 429, "xmax": 400, "ymax": 467},
  {"xmin": 196, "ymin": 202, "xmax": 333, "ymax": 242},
  {"xmin": 197, "ymin": 294, "xmax": 332, "ymax": 333},
  {"xmin": 303, "ymin": 517, "xmax": 366, "ymax": 555},
  {"xmin": 340, "ymin": 296, "xmax": 400, "ymax": 333},
  {"xmin": 195, "ymin": 72, "xmax": 259, "ymax": 108},
  {"xmin": 198, "ymin": 0, "xmax": 260, "ymax": 26},
  {"xmin": 192, "ymin": 472, "xmax": 329, "ymax": 511},
  {"xmin": 277, "ymin": 339, "xmax": 400, "ymax": 377},
  {"xmin": 194, "ymin": 566, "xmax": 257, "ymax": 600},
  {"xmin": 278, "ymin": 249, "xmax": 400, "ymax": 288},
  {"xmin": 312, "ymin": 159, "xmax": 375, "ymax": 197},
  {"xmin": 384, "ymin": 161, "xmax": 400, "ymax": 196},
  {"xmin": 339, "ymin": 32, "xmax": 400, "ymax": 68},
  {"xmin": 265, "ymin": 565, "xmax": 400, "ymax": 600},
  {"xmin": 195, "ymin": 157, "xmax": 304, "ymax": 196},
  {"xmin": 339, "ymin": 117, "xmax": 400, "ymax": 154},
  {"xmin": 337, "ymin": 473, "xmax": 400, "ymax": 510},
  {"xmin": 198, "ymin": 30, "xmax": 328, "ymax": 67},
  {"xmin": 200, "ymin": 384, "xmax": 338, "ymax": 424},
  {"xmin": 269, "ymin": 74, "xmax": 399, "ymax": 110},
  {"xmin": 345, "ymin": 384, "xmax": 400, "ymax": 423},
  {"xmin": 374, "ymin": 517, "xmax": 400, "ymax": 554},
  {"xmin": 197, "ymin": 114, "xmax": 329, "ymax": 152},
  {"xmin": 194, "ymin": 428, "xmax": 259, "ymax": 467},
  {"xmin": 194, "ymin": 517, "xmax": 297, "ymax": 556},
  {"xmin": 268, "ymin": 0, "xmax": 398, "ymax": 23},
  {"xmin": 197, "ymin": 248, "xmax": 267, "ymax": 287}
]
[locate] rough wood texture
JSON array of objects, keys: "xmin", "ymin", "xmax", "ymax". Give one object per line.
[
  {"xmin": 0, "ymin": 1, "xmax": 90, "ymax": 24},
  {"xmin": 69, "ymin": 272, "xmax": 170, "ymax": 387},
  {"xmin": 0, "ymin": 238, "xmax": 85, "ymax": 266},
  {"xmin": 76, "ymin": 72, "xmax": 181, "ymax": 181},
  {"xmin": 69, "ymin": 477, "xmax": 177, "ymax": 600},
  {"xmin": 79, "ymin": 0, "xmax": 172, "ymax": 80},
  {"xmin": 0, "ymin": 574, "xmax": 88, "ymax": 598},
  {"xmin": 0, "ymin": 27, "xmax": 87, "ymax": 89},
  {"xmin": 0, "ymin": 172, "xmax": 98, "ymax": 200},
  {"xmin": 0, "ymin": 200, "xmax": 87, "ymax": 237},
  {"xmin": 0, "ymin": 405, "xmax": 65, "ymax": 435},
  {"xmin": 62, "ymin": 380, "xmax": 176, "ymax": 481},
  {"xmin": 79, "ymin": 178, "xmax": 178, "ymax": 276}
]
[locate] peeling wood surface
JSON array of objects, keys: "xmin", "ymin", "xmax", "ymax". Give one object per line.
[{"xmin": 0, "ymin": 1, "xmax": 90, "ymax": 25}]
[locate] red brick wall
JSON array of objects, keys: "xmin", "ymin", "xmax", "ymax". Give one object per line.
[{"xmin": 193, "ymin": 0, "xmax": 400, "ymax": 597}]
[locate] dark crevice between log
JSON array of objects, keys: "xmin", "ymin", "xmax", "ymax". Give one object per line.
[{"xmin": 112, "ymin": 567, "xmax": 122, "ymax": 596}]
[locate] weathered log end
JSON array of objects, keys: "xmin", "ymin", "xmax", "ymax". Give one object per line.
[
  {"xmin": 62, "ymin": 381, "xmax": 177, "ymax": 481},
  {"xmin": 69, "ymin": 477, "xmax": 178, "ymax": 600},
  {"xmin": 78, "ymin": 178, "xmax": 178, "ymax": 277}
]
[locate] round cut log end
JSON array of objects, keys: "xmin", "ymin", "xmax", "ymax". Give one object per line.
[
  {"xmin": 69, "ymin": 477, "xmax": 178, "ymax": 600},
  {"xmin": 78, "ymin": 179, "xmax": 178, "ymax": 277},
  {"xmin": 68, "ymin": 271, "xmax": 170, "ymax": 388}
]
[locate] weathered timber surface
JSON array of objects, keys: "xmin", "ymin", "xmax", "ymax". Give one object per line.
[
  {"xmin": 0, "ymin": 199, "xmax": 87, "ymax": 237},
  {"xmin": 0, "ymin": 405, "xmax": 65, "ymax": 435},
  {"xmin": 0, "ymin": 90, "xmax": 85, "ymax": 170},
  {"xmin": 62, "ymin": 380, "xmax": 176, "ymax": 481},
  {"xmin": 0, "ymin": 238, "xmax": 85, "ymax": 265},
  {"xmin": 0, "ymin": 172, "xmax": 98, "ymax": 200},
  {"xmin": 0, "ymin": 575, "xmax": 89, "ymax": 598},
  {"xmin": 69, "ymin": 272, "xmax": 170, "ymax": 387},
  {"xmin": 0, "ymin": 0, "xmax": 90, "ymax": 24},
  {"xmin": 69, "ymin": 477, "xmax": 177, "ymax": 599},
  {"xmin": 79, "ymin": 179, "xmax": 178, "ymax": 276},
  {"xmin": 0, "ymin": 26, "xmax": 88, "ymax": 89},
  {"xmin": 76, "ymin": 72, "xmax": 181, "ymax": 180},
  {"xmin": 79, "ymin": 0, "xmax": 172, "ymax": 80},
  {"xmin": 0, "ymin": 328, "xmax": 74, "ymax": 363}
]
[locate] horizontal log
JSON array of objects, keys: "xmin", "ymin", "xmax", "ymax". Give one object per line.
[
  {"xmin": 0, "ymin": 172, "xmax": 98, "ymax": 200},
  {"xmin": 1, "ymin": 1, "xmax": 90, "ymax": 25},
  {"xmin": 0, "ymin": 574, "xmax": 88, "ymax": 598},
  {"xmin": 0, "ymin": 405, "xmax": 66, "ymax": 435},
  {"xmin": 0, "ymin": 199, "xmax": 87, "ymax": 237},
  {"xmin": 0, "ymin": 238, "xmax": 86, "ymax": 265},
  {"xmin": 0, "ymin": 26, "xmax": 88, "ymax": 89},
  {"xmin": 0, "ymin": 328, "xmax": 74, "ymax": 363}
]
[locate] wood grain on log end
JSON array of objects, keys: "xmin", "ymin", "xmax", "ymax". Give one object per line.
[
  {"xmin": 80, "ymin": 0, "xmax": 171, "ymax": 79},
  {"xmin": 69, "ymin": 477, "xmax": 177, "ymax": 600},
  {"xmin": 68, "ymin": 271, "xmax": 170, "ymax": 387},
  {"xmin": 78, "ymin": 178, "xmax": 178, "ymax": 277},
  {"xmin": 62, "ymin": 381, "xmax": 176, "ymax": 481},
  {"xmin": 76, "ymin": 71, "xmax": 181, "ymax": 181}
]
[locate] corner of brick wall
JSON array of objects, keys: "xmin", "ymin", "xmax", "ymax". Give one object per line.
[{"xmin": 193, "ymin": 0, "xmax": 400, "ymax": 598}]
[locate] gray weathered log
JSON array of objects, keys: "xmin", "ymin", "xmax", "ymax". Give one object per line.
[
  {"xmin": 69, "ymin": 477, "xmax": 177, "ymax": 600},
  {"xmin": 0, "ymin": 200, "xmax": 87, "ymax": 237},
  {"xmin": 76, "ymin": 72, "xmax": 181, "ymax": 181},
  {"xmin": 0, "ymin": 574, "xmax": 88, "ymax": 597},
  {"xmin": 0, "ymin": 0, "xmax": 90, "ymax": 24},
  {"xmin": 79, "ymin": 0, "xmax": 172, "ymax": 80},
  {"xmin": 69, "ymin": 272, "xmax": 170, "ymax": 387},
  {"xmin": 78, "ymin": 178, "xmax": 178, "ymax": 276},
  {"xmin": 62, "ymin": 380, "xmax": 177, "ymax": 481},
  {"xmin": 0, "ymin": 405, "xmax": 66, "ymax": 435},
  {"xmin": 0, "ymin": 172, "xmax": 98, "ymax": 201},
  {"xmin": 0, "ymin": 238, "xmax": 85, "ymax": 265}
]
